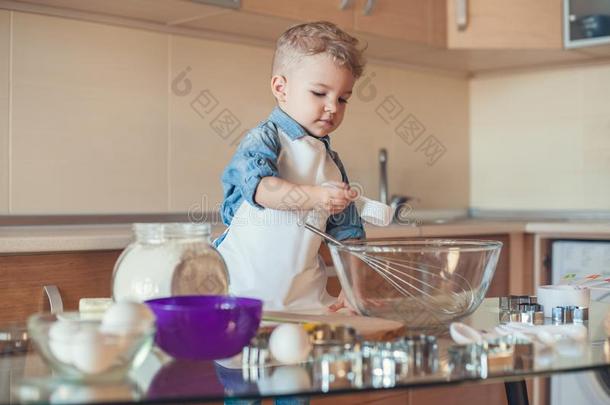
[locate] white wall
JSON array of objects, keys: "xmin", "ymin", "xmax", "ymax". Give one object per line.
[
  {"xmin": 470, "ymin": 64, "xmax": 610, "ymax": 211},
  {"xmin": 0, "ymin": 10, "xmax": 470, "ymax": 215}
]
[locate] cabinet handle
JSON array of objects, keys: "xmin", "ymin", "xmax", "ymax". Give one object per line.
[
  {"xmin": 43, "ymin": 285, "xmax": 64, "ymax": 314},
  {"xmin": 455, "ymin": 0, "xmax": 468, "ymax": 31},
  {"xmin": 339, "ymin": 0, "xmax": 352, "ymax": 10},
  {"xmin": 191, "ymin": 0, "xmax": 240, "ymax": 9},
  {"xmin": 363, "ymin": 0, "xmax": 376, "ymax": 15}
]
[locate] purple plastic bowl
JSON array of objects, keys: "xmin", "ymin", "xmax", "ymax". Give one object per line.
[{"xmin": 145, "ymin": 295, "xmax": 263, "ymax": 360}]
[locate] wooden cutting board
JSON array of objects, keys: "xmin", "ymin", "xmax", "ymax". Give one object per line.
[{"xmin": 262, "ymin": 311, "xmax": 405, "ymax": 341}]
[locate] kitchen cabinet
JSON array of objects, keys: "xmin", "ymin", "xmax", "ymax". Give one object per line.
[
  {"xmin": 0, "ymin": 250, "xmax": 120, "ymax": 324},
  {"xmin": 444, "ymin": 0, "xmax": 563, "ymax": 49},
  {"xmin": 354, "ymin": 0, "xmax": 562, "ymax": 49},
  {"xmin": 352, "ymin": 0, "xmax": 447, "ymax": 48},
  {"xmin": 238, "ymin": 0, "xmax": 448, "ymax": 48},
  {"xmin": 565, "ymin": 0, "xmax": 610, "ymax": 48},
  {"xmin": 241, "ymin": 0, "xmax": 354, "ymax": 29},
  {"xmin": 242, "ymin": 0, "xmax": 563, "ymax": 49},
  {"xmin": 4, "ymin": 0, "xmax": 606, "ymax": 74}
]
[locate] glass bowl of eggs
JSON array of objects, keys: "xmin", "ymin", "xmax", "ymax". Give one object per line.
[{"xmin": 27, "ymin": 301, "xmax": 156, "ymax": 382}]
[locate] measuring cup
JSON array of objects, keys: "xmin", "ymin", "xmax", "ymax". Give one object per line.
[
  {"xmin": 320, "ymin": 182, "xmax": 394, "ymax": 227},
  {"xmin": 357, "ymin": 196, "xmax": 395, "ymax": 227}
]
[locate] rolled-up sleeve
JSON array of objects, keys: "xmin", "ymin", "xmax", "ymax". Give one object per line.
[{"xmin": 220, "ymin": 126, "xmax": 281, "ymax": 224}]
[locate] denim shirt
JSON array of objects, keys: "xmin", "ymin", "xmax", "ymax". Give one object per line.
[{"xmin": 215, "ymin": 107, "xmax": 365, "ymax": 247}]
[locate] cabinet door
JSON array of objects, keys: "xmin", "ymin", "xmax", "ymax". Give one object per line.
[
  {"xmin": 446, "ymin": 0, "xmax": 563, "ymax": 49},
  {"xmin": 352, "ymin": 0, "xmax": 446, "ymax": 47},
  {"xmin": 0, "ymin": 251, "xmax": 120, "ymax": 324},
  {"xmin": 241, "ymin": 0, "xmax": 354, "ymax": 30}
]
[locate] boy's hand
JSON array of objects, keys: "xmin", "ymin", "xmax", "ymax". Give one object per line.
[
  {"xmin": 328, "ymin": 289, "xmax": 358, "ymax": 314},
  {"xmin": 314, "ymin": 181, "xmax": 357, "ymax": 215}
]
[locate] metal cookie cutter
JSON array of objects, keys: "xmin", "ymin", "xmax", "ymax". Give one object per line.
[
  {"xmin": 552, "ymin": 306, "xmax": 589, "ymax": 324},
  {"xmin": 518, "ymin": 303, "xmax": 544, "ymax": 325},
  {"xmin": 448, "ymin": 343, "xmax": 488, "ymax": 378},
  {"xmin": 411, "ymin": 334, "xmax": 439, "ymax": 375},
  {"xmin": 314, "ymin": 348, "xmax": 364, "ymax": 391},
  {"xmin": 310, "ymin": 324, "xmax": 364, "ymax": 391},
  {"xmin": 500, "ymin": 295, "xmax": 534, "ymax": 311},
  {"xmin": 241, "ymin": 330, "xmax": 272, "ymax": 367},
  {"xmin": 485, "ymin": 339, "xmax": 515, "ymax": 372},
  {"xmin": 0, "ymin": 325, "xmax": 29, "ymax": 355},
  {"xmin": 310, "ymin": 324, "xmax": 358, "ymax": 346},
  {"xmin": 389, "ymin": 334, "xmax": 439, "ymax": 376},
  {"xmin": 512, "ymin": 339, "xmax": 534, "ymax": 371},
  {"xmin": 240, "ymin": 330, "xmax": 273, "ymax": 383},
  {"xmin": 552, "ymin": 306, "xmax": 564, "ymax": 324},
  {"xmin": 310, "ymin": 324, "xmax": 360, "ymax": 361},
  {"xmin": 363, "ymin": 342, "xmax": 400, "ymax": 388},
  {"xmin": 500, "ymin": 295, "xmax": 543, "ymax": 324},
  {"xmin": 563, "ymin": 306, "xmax": 574, "ymax": 323},
  {"xmin": 357, "ymin": 335, "xmax": 435, "ymax": 387},
  {"xmin": 499, "ymin": 310, "xmax": 520, "ymax": 324},
  {"xmin": 500, "ymin": 297, "xmax": 544, "ymax": 325},
  {"xmin": 573, "ymin": 307, "xmax": 589, "ymax": 322}
]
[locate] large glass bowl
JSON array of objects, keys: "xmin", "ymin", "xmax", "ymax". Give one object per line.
[{"xmin": 329, "ymin": 239, "xmax": 502, "ymax": 331}]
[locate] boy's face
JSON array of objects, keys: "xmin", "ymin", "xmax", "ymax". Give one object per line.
[{"xmin": 272, "ymin": 53, "xmax": 355, "ymax": 137}]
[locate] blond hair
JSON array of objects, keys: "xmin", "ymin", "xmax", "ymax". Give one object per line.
[{"xmin": 272, "ymin": 21, "xmax": 366, "ymax": 79}]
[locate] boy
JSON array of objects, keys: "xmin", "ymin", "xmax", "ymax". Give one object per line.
[{"xmin": 215, "ymin": 21, "xmax": 366, "ymax": 312}]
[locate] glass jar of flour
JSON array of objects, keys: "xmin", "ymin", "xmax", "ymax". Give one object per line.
[{"xmin": 112, "ymin": 223, "xmax": 229, "ymax": 302}]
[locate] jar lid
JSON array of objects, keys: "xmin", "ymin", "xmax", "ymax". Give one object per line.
[
  {"xmin": 164, "ymin": 223, "xmax": 211, "ymax": 238},
  {"xmin": 133, "ymin": 223, "xmax": 211, "ymax": 242}
]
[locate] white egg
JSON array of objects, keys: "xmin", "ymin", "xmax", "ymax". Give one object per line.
[
  {"xmin": 257, "ymin": 365, "xmax": 312, "ymax": 395},
  {"xmin": 269, "ymin": 324, "xmax": 312, "ymax": 365},
  {"xmin": 49, "ymin": 320, "xmax": 79, "ymax": 364},
  {"xmin": 72, "ymin": 329, "xmax": 118, "ymax": 374},
  {"xmin": 50, "ymin": 383, "xmax": 134, "ymax": 404},
  {"xmin": 49, "ymin": 319, "xmax": 78, "ymax": 341},
  {"xmin": 100, "ymin": 301, "xmax": 155, "ymax": 335},
  {"xmin": 49, "ymin": 340, "xmax": 73, "ymax": 365}
]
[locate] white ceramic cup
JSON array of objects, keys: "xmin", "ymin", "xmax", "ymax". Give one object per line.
[{"xmin": 536, "ymin": 284, "xmax": 591, "ymax": 318}]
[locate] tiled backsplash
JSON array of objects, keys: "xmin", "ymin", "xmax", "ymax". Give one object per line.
[{"xmin": 0, "ymin": 10, "xmax": 470, "ymax": 214}]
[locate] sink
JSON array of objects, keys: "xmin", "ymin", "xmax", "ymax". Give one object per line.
[
  {"xmin": 415, "ymin": 218, "xmax": 464, "ymax": 226},
  {"xmin": 393, "ymin": 216, "xmax": 469, "ymax": 227}
]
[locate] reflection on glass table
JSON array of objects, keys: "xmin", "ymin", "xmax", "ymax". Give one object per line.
[{"xmin": 8, "ymin": 298, "xmax": 610, "ymax": 405}]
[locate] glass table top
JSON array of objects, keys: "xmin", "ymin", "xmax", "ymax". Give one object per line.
[{"xmin": 3, "ymin": 298, "xmax": 610, "ymax": 404}]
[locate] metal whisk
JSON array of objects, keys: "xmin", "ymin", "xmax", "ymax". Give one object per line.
[{"xmin": 304, "ymin": 223, "xmax": 476, "ymax": 320}]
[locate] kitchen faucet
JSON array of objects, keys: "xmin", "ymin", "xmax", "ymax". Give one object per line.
[
  {"xmin": 379, "ymin": 148, "xmax": 415, "ymax": 223},
  {"xmin": 379, "ymin": 149, "xmax": 389, "ymax": 205}
]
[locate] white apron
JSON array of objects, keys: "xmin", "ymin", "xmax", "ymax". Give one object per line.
[{"xmin": 218, "ymin": 129, "xmax": 341, "ymax": 311}]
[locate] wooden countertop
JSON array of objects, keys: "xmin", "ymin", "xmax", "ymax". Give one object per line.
[{"xmin": 1, "ymin": 219, "xmax": 609, "ymax": 254}]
